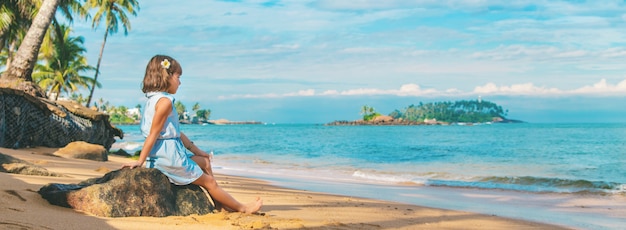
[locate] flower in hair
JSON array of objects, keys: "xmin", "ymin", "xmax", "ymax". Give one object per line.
[{"xmin": 161, "ymin": 59, "xmax": 171, "ymax": 69}]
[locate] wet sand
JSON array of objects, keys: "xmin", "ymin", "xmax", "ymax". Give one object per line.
[{"xmin": 0, "ymin": 146, "xmax": 575, "ymax": 229}]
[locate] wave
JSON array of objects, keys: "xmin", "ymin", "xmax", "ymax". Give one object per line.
[
  {"xmin": 430, "ymin": 176, "xmax": 626, "ymax": 194},
  {"xmin": 352, "ymin": 171, "xmax": 625, "ymax": 194},
  {"xmin": 110, "ymin": 141, "xmax": 142, "ymax": 152},
  {"xmin": 352, "ymin": 170, "xmax": 427, "ymax": 185}
]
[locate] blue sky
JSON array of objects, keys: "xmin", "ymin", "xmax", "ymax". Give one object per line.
[{"xmin": 69, "ymin": 0, "xmax": 626, "ymax": 123}]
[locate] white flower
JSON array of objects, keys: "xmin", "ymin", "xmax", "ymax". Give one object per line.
[{"xmin": 161, "ymin": 59, "xmax": 171, "ymax": 69}]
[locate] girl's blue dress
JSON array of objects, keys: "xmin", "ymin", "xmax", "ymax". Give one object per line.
[{"xmin": 141, "ymin": 92, "xmax": 203, "ymax": 185}]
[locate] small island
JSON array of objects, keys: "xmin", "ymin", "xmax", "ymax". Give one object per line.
[{"xmin": 326, "ymin": 99, "xmax": 524, "ymax": 126}]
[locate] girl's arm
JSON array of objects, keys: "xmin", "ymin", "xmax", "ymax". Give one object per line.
[
  {"xmin": 181, "ymin": 131, "xmax": 214, "ymax": 175},
  {"xmin": 123, "ymin": 98, "xmax": 172, "ymax": 169},
  {"xmin": 180, "ymin": 132, "xmax": 212, "ymax": 158}
]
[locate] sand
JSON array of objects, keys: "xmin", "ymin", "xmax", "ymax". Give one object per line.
[{"xmin": 0, "ymin": 146, "xmax": 573, "ymax": 230}]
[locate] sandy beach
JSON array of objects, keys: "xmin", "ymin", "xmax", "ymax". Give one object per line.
[{"xmin": 0, "ymin": 146, "xmax": 573, "ymax": 230}]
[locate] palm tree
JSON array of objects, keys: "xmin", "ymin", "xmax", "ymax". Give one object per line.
[
  {"xmin": 192, "ymin": 102, "xmax": 200, "ymax": 113},
  {"xmin": 2, "ymin": 0, "xmax": 87, "ymax": 71},
  {"xmin": 0, "ymin": 0, "xmax": 37, "ymax": 72},
  {"xmin": 33, "ymin": 24, "xmax": 96, "ymax": 100},
  {"xmin": 360, "ymin": 105, "xmax": 370, "ymax": 116},
  {"xmin": 174, "ymin": 100, "xmax": 186, "ymax": 120},
  {"xmin": 0, "ymin": 0, "xmax": 59, "ymax": 97},
  {"xmin": 84, "ymin": 0, "xmax": 139, "ymax": 107},
  {"xmin": 40, "ymin": 0, "xmax": 89, "ymax": 61},
  {"xmin": 197, "ymin": 109, "xmax": 211, "ymax": 122}
]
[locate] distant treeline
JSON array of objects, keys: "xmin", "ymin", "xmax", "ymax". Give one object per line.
[{"xmin": 387, "ymin": 99, "xmax": 508, "ymax": 123}]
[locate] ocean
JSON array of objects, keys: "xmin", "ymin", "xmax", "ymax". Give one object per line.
[{"xmin": 112, "ymin": 123, "xmax": 626, "ymax": 229}]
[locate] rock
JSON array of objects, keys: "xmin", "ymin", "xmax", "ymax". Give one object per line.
[
  {"xmin": 325, "ymin": 119, "xmax": 424, "ymax": 126},
  {"xmin": 372, "ymin": 115, "xmax": 394, "ymax": 122},
  {"xmin": 0, "ymin": 153, "xmax": 63, "ymax": 176},
  {"xmin": 38, "ymin": 168, "xmax": 214, "ymax": 217},
  {"xmin": 0, "ymin": 152, "xmax": 23, "ymax": 164},
  {"xmin": 424, "ymin": 118, "xmax": 438, "ymax": 125},
  {"xmin": 53, "ymin": 141, "xmax": 108, "ymax": 161},
  {"xmin": 2, "ymin": 163, "xmax": 64, "ymax": 177},
  {"xmin": 110, "ymin": 148, "xmax": 129, "ymax": 156}
]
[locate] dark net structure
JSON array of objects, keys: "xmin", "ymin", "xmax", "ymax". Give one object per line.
[{"xmin": 0, "ymin": 87, "xmax": 122, "ymax": 150}]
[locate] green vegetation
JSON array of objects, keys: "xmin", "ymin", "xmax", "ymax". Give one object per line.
[
  {"xmin": 360, "ymin": 105, "xmax": 381, "ymax": 121},
  {"xmin": 85, "ymin": 0, "xmax": 139, "ymax": 107},
  {"xmin": 33, "ymin": 24, "xmax": 97, "ymax": 100},
  {"xmin": 74, "ymin": 96, "xmax": 212, "ymax": 125},
  {"xmin": 191, "ymin": 102, "xmax": 211, "ymax": 123},
  {"xmin": 382, "ymin": 99, "xmax": 508, "ymax": 123},
  {"xmin": 1, "ymin": 0, "xmax": 138, "ymax": 105},
  {"xmin": 0, "ymin": 2, "xmax": 212, "ymax": 126}
]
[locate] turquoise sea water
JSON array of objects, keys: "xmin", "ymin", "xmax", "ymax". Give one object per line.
[{"xmin": 113, "ymin": 123, "xmax": 626, "ymax": 229}]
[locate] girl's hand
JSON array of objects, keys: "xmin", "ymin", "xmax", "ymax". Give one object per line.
[
  {"xmin": 122, "ymin": 161, "xmax": 143, "ymax": 169},
  {"xmin": 194, "ymin": 149, "xmax": 213, "ymax": 159}
]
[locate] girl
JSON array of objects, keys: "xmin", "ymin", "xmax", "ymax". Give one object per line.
[{"xmin": 123, "ymin": 54, "xmax": 262, "ymax": 214}]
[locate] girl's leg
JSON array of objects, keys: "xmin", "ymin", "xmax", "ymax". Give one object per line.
[
  {"xmin": 190, "ymin": 155, "xmax": 227, "ymax": 211},
  {"xmin": 191, "ymin": 155, "xmax": 213, "ymax": 175},
  {"xmin": 192, "ymin": 173, "xmax": 262, "ymax": 214}
]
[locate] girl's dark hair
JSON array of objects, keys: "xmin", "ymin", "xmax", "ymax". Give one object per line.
[{"xmin": 141, "ymin": 55, "xmax": 182, "ymax": 93}]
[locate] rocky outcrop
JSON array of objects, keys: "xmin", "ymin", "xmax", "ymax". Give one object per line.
[
  {"xmin": 53, "ymin": 141, "xmax": 108, "ymax": 161},
  {"xmin": 326, "ymin": 116, "xmax": 526, "ymax": 126},
  {"xmin": 0, "ymin": 152, "xmax": 63, "ymax": 177},
  {"xmin": 38, "ymin": 168, "xmax": 214, "ymax": 217},
  {"xmin": 326, "ymin": 116, "xmax": 436, "ymax": 126},
  {"xmin": 372, "ymin": 115, "xmax": 394, "ymax": 122}
]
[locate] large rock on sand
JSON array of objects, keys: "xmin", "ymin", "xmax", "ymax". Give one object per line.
[
  {"xmin": 53, "ymin": 141, "xmax": 108, "ymax": 161},
  {"xmin": 0, "ymin": 152, "xmax": 63, "ymax": 177},
  {"xmin": 38, "ymin": 168, "xmax": 214, "ymax": 217}
]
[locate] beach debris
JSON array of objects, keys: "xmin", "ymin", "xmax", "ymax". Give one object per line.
[
  {"xmin": 94, "ymin": 166, "xmax": 111, "ymax": 173},
  {"xmin": 53, "ymin": 141, "xmax": 108, "ymax": 161},
  {"xmin": 38, "ymin": 167, "xmax": 214, "ymax": 217}
]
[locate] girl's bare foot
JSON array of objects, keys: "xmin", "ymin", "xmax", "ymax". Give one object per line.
[
  {"xmin": 243, "ymin": 197, "xmax": 263, "ymax": 214},
  {"xmin": 213, "ymin": 201, "xmax": 226, "ymax": 212}
]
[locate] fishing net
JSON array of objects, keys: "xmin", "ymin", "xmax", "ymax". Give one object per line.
[{"xmin": 0, "ymin": 87, "xmax": 122, "ymax": 150}]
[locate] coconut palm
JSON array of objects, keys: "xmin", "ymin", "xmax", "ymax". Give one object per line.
[
  {"xmin": 0, "ymin": 0, "xmax": 38, "ymax": 72},
  {"xmin": 0, "ymin": 0, "xmax": 93, "ymax": 98},
  {"xmin": 33, "ymin": 24, "xmax": 96, "ymax": 100},
  {"xmin": 0, "ymin": 0, "xmax": 59, "ymax": 97},
  {"xmin": 40, "ymin": 0, "xmax": 89, "ymax": 60},
  {"xmin": 2, "ymin": 0, "xmax": 87, "ymax": 72},
  {"xmin": 84, "ymin": 0, "xmax": 139, "ymax": 107},
  {"xmin": 192, "ymin": 102, "xmax": 201, "ymax": 113},
  {"xmin": 174, "ymin": 100, "xmax": 186, "ymax": 120}
]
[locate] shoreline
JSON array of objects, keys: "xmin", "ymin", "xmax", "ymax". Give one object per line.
[
  {"xmin": 1, "ymin": 146, "xmax": 574, "ymax": 229},
  {"xmin": 217, "ymin": 166, "xmax": 626, "ymax": 230}
]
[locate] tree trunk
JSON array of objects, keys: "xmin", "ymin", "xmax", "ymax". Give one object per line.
[
  {"xmin": 5, "ymin": 40, "xmax": 17, "ymax": 71},
  {"xmin": 86, "ymin": 30, "xmax": 108, "ymax": 108},
  {"xmin": 0, "ymin": 0, "xmax": 60, "ymax": 97}
]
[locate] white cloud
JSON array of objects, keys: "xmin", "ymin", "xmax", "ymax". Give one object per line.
[
  {"xmin": 285, "ymin": 89, "xmax": 316, "ymax": 96},
  {"xmin": 571, "ymin": 78, "xmax": 626, "ymax": 94},
  {"xmin": 474, "ymin": 78, "xmax": 626, "ymax": 96},
  {"xmin": 473, "ymin": 82, "xmax": 562, "ymax": 95},
  {"xmin": 69, "ymin": 0, "xmax": 626, "ymax": 109},
  {"xmin": 218, "ymin": 78, "xmax": 626, "ymax": 99}
]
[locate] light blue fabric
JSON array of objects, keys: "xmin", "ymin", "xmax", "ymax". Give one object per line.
[{"xmin": 141, "ymin": 92, "xmax": 203, "ymax": 185}]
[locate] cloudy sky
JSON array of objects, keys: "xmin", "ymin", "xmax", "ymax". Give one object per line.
[{"xmin": 69, "ymin": 0, "xmax": 626, "ymax": 123}]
